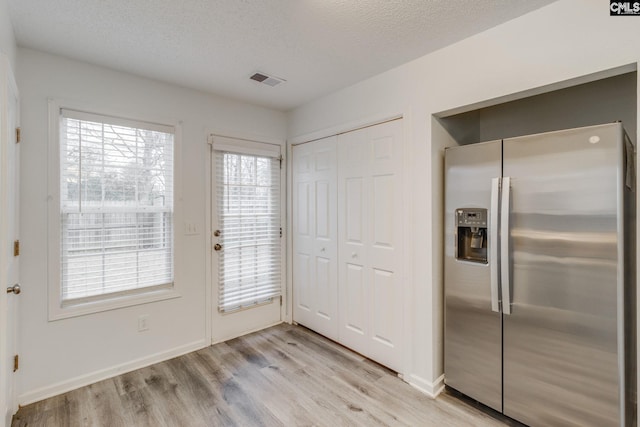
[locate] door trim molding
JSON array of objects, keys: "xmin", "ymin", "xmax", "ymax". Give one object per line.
[{"xmin": 288, "ymin": 113, "xmax": 403, "ymax": 146}]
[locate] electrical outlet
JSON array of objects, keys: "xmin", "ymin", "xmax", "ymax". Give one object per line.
[{"xmin": 138, "ymin": 314, "xmax": 150, "ymax": 332}]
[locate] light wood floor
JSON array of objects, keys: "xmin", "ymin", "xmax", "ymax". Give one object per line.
[{"xmin": 13, "ymin": 323, "xmax": 509, "ymax": 426}]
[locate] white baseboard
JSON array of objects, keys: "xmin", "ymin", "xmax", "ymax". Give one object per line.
[
  {"xmin": 406, "ymin": 373, "xmax": 445, "ymax": 398},
  {"xmin": 18, "ymin": 339, "xmax": 208, "ymax": 406}
]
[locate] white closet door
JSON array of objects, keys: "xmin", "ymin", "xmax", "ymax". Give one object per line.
[
  {"xmin": 292, "ymin": 142, "xmax": 314, "ymax": 326},
  {"xmin": 292, "ymin": 136, "xmax": 338, "ymax": 340},
  {"xmin": 338, "ymin": 119, "xmax": 404, "ymax": 372},
  {"xmin": 366, "ymin": 120, "xmax": 403, "ymax": 370},
  {"xmin": 337, "ymin": 128, "xmax": 369, "ymax": 354}
]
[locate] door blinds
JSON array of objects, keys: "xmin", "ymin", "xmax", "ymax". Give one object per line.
[{"xmin": 215, "ymin": 147, "xmax": 281, "ymax": 312}]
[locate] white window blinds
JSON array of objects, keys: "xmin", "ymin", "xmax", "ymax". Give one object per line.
[
  {"xmin": 215, "ymin": 149, "xmax": 281, "ymax": 312},
  {"xmin": 60, "ymin": 109, "xmax": 174, "ymax": 303}
]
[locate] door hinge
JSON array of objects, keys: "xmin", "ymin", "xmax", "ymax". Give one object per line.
[
  {"xmin": 16, "ymin": 127, "xmax": 21, "ymax": 144},
  {"xmin": 13, "ymin": 355, "xmax": 18, "ymax": 372},
  {"xmin": 13, "ymin": 240, "xmax": 19, "ymax": 257},
  {"xmin": 279, "ymin": 155, "xmax": 283, "ymax": 169},
  {"xmin": 279, "ymin": 227, "xmax": 282, "ymax": 238},
  {"xmin": 280, "ymin": 295, "xmax": 283, "ymax": 306}
]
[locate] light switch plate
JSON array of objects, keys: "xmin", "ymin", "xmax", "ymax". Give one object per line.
[{"xmin": 184, "ymin": 222, "xmax": 199, "ymax": 235}]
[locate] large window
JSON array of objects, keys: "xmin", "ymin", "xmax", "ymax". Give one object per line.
[
  {"xmin": 57, "ymin": 109, "xmax": 174, "ymax": 305},
  {"xmin": 215, "ymin": 149, "xmax": 281, "ymax": 312}
]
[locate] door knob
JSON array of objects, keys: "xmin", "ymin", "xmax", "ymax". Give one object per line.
[
  {"xmin": 214, "ymin": 243, "xmax": 222, "ymax": 251},
  {"xmin": 6, "ymin": 284, "xmax": 20, "ymax": 295}
]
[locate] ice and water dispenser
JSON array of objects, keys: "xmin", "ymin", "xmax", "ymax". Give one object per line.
[{"xmin": 455, "ymin": 208, "xmax": 488, "ymax": 264}]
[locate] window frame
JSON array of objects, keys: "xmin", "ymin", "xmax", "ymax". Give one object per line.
[{"xmin": 47, "ymin": 100, "xmax": 182, "ymax": 321}]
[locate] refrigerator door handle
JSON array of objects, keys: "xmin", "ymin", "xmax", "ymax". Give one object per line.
[
  {"xmin": 490, "ymin": 177, "xmax": 501, "ymax": 313},
  {"xmin": 501, "ymin": 176, "xmax": 512, "ymax": 315}
]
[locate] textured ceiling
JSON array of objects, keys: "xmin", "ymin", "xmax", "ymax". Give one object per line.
[{"xmin": 8, "ymin": 0, "xmax": 557, "ymax": 111}]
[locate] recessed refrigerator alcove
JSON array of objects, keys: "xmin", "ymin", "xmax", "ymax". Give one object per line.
[
  {"xmin": 437, "ymin": 68, "xmax": 638, "ymax": 427},
  {"xmin": 438, "ymin": 70, "xmax": 637, "ymax": 146}
]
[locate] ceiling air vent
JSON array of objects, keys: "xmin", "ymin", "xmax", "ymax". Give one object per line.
[{"xmin": 250, "ymin": 72, "xmax": 286, "ymax": 87}]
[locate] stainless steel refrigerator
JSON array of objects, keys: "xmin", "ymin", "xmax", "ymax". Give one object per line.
[{"xmin": 444, "ymin": 123, "xmax": 636, "ymax": 426}]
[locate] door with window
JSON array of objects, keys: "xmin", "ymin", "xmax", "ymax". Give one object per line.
[{"xmin": 210, "ymin": 136, "xmax": 283, "ymax": 343}]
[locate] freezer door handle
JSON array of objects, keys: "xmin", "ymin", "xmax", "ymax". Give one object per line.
[
  {"xmin": 490, "ymin": 177, "xmax": 501, "ymax": 313},
  {"xmin": 500, "ymin": 176, "xmax": 512, "ymax": 315}
]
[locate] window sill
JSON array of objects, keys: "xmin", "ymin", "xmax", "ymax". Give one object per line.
[{"xmin": 48, "ymin": 285, "xmax": 181, "ymax": 321}]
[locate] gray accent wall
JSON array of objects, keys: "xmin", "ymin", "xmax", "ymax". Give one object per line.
[{"xmin": 439, "ymin": 72, "xmax": 637, "ymax": 146}]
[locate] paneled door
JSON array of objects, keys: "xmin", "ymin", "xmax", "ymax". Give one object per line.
[
  {"xmin": 0, "ymin": 56, "xmax": 19, "ymax": 427},
  {"xmin": 210, "ymin": 136, "xmax": 284, "ymax": 344},
  {"xmin": 292, "ymin": 136, "xmax": 338, "ymax": 340},
  {"xmin": 337, "ymin": 119, "xmax": 404, "ymax": 372}
]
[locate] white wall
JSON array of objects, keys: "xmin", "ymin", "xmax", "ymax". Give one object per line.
[
  {"xmin": 0, "ymin": 0, "xmax": 15, "ymax": 71},
  {"xmin": 288, "ymin": 0, "xmax": 640, "ymax": 395},
  {"xmin": 17, "ymin": 48, "xmax": 286, "ymax": 404}
]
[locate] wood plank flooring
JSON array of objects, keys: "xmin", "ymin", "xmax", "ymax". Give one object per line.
[{"xmin": 13, "ymin": 323, "xmax": 508, "ymax": 426}]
